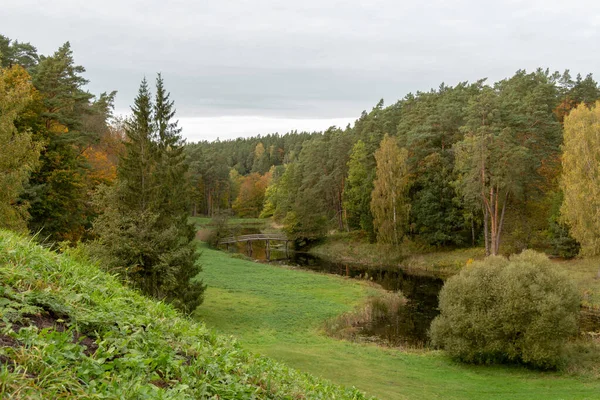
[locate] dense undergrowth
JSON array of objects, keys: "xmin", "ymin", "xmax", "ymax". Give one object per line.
[{"xmin": 0, "ymin": 230, "xmax": 371, "ymax": 399}]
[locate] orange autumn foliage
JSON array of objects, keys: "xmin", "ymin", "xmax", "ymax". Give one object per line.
[
  {"xmin": 83, "ymin": 123, "xmax": 125, "ymax": 185},
  {"xmin": 232, "ymin": 171, "xmax": 272, "ymax": 217}
]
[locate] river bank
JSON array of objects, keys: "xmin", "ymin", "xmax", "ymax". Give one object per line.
[
  {"xmin": 193, "ymin": 241, "xmax": 600, "ymax": 399},
  {"xmin": 308, "ymin": 231, "xmax": 484, "ymax": 277},
  {"xmin": 309, "ymin": 231, "xmax": 600, "ymax": 310}
]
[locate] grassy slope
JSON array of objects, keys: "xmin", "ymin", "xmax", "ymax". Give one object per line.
[
  {"xmin": 195, "ymin": 242, "xmax": 600, "ymax": 400},
  {"xmin": 0, "ymin": 231, "xmax": 369, "ymax": 399}
]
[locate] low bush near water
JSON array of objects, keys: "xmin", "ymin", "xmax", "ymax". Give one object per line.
[
  {"xmin": 430, "ymin": 250, "xmax": 580, "ymax": 369},
  {"xmin": 324, "ymin": 291, "xmax": 406, "ymax": 344}
]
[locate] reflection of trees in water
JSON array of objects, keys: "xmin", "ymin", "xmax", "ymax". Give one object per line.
[
  {"xmin": 226, "ymin": 242, "xmax": 445, "ymax": 345},
  {"xmin": 286, "ymin": 251, "xmax": 444, "ymax": 346}
]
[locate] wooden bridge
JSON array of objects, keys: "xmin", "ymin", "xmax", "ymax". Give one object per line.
[{"xmin": 218, "ymin": 234, "xmax": 290, "ymax": 260}]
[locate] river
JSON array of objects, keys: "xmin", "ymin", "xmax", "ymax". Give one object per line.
[
  {"xmin": 221, "ymin": 236, "xmax": 600, "ymax": 346},
  {"xmin": 223, "ymin": 239, "xmax": 444, "ymax": 347}
]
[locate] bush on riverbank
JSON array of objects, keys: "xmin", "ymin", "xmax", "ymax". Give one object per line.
[{"xmin": 430, "ymin": 250, "xmax": 580, "ymax": 369}]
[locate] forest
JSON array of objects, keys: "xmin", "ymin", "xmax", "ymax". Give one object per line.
[
  {"xmin": 3, "ymin": 32, "xmax": 600, "ymax": 270},
  {"xmin": 187, "ymin": 70, "xmax": 600, "ymax": 259}
]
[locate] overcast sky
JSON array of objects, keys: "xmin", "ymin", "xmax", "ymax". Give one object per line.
[{"xmin": 2, "ymin": 1, "xmax": 600, "ymax": 141}]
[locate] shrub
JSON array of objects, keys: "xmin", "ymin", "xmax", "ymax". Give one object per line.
[
  {"xmin": 430, "ymin": 250, "xmax": 580, "ymax": 369},
  {"xmin": 206, "ymin": 210, "xmax": 232, "ymax": 248}
]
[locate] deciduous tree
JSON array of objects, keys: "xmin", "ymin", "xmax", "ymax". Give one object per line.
[
  {"xmin": 344, "ymin": 140, "xmax": 374, "ymax": 236},
  {"xmin": 370, "ymin": 134, "xmax": 410, "ymax": 245},
  {"xmin": 560, "ymin": 101, "xmax": 600, "ymax": 255},
  {"xmin": 0, "ymin": 65, "xmax": 41, "ymax": 231}
]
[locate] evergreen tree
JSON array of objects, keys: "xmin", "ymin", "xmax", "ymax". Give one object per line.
[
  {"xmin": 24, "ymin": 43, "xmax": 96, "ymax": 242},
  {"xmin": 0, "ymin": 35, "xmax": 39, "ymax": 70},
  {"xmin": 454, "ymin": 87, "xmax": 530, "ymax": 256},
  {"xmin": 411, "ymin": 152, "xmax": 468, "ymax": 246},
  {"xmin": 93, "ymin": 76, "xmax": 204, "ymax": 313}
]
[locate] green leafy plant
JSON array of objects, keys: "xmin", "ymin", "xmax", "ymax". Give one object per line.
[{"xmin": 430, "ymin": 250, "xmax": 580, "ymax": 369}]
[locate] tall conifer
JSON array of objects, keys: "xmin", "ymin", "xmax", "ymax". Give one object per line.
[{"xmin": 93, "ymin": 76, "xmax": 204, "ymax": 312}]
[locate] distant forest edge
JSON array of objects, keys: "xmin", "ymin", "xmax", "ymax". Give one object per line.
[
  {"xmin": 186, "ymin": 71, "xmax": 600, "ymax": 257},
  {"xmin": 2, "ymin": 33, "xmax": 600, "ymax": 259}
]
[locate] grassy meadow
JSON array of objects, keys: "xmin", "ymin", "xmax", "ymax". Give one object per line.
[{"xmin": 194, "ymin": 241, "xmax": 600, "ymax": 400}]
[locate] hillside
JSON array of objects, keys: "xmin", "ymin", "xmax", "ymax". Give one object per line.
[{"xmin": 0, "ymin": 230, "xmax": 370, "ymax": 399}]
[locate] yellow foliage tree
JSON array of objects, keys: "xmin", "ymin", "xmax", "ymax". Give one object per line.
[
  {"xmin": 232, "ymin": 171, "xmax": 272, "ymax": 217},
  {"xmin": 370, "ymin": 134, "xmax": 410, "ymax": 245},
  {"xmin": 561, "ymin": 101, "xmax": 600, "ymax": 255},
  {"xmin": 0, "ymin": 65, "xmax": 41, "ymax": 231}
]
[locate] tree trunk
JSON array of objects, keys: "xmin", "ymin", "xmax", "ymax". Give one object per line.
[
  {"xmin": 337, "ymin": 187, "xmax": 344, "ymax": 231},
  {"xmin": 392, "ymin": 190, "xmax": 398, "ymax": 246},
  {"xmin": 483, "ymin": 208, "xmax": 490, "ymax": 256},
  {"xmin": 495, "ymin": 191, "xmax": 509, "ymax": 255},
  {"xmin": 471, "ymin": 215, "xmax": 476, "ymax": 247}
]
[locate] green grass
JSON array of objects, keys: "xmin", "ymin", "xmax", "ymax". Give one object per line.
[
  {"xmin": 0, "ymin": 230, "xmax": 370, "ymax": 399},
  {"xmin": 195, "ymin": 242, "xmax": 600, "ymax": 400}
]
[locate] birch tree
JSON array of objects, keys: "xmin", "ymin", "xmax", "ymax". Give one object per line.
[
  {"xmin": 370, "ymin": 134, "xmax": 410, "ymax": 245},
  {"xmin": 561, "ymin": 101, "xmax": 600, "ymax": 255}
]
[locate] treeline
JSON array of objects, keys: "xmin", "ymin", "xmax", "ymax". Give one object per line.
[
  {"xmin": 187, "ymin": 70, "xmax": 600, "ymax": 256},
  {"xmin": 185, "ymin": 132, "xmax": 320, "ymax": 216},
  {"xmin": 3, "ymin": 31, "xmax": 600, "ymax": 274},
  {"xmin": 0, "ymin": 35, "xmax": 202, "ymax": 311}
]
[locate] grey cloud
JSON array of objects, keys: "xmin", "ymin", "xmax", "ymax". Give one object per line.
[{"xmin": 2, "ymin": 0, "xmax": 600, "ymax": 122}]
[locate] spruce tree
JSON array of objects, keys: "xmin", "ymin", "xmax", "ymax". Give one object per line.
[
  {"xmin": 153, "ymin": 73, "xmax": 204, "ymax": 311},
  {"xmin": 93, "ymin": 76, "xmax": 204, "ymax": 313}
]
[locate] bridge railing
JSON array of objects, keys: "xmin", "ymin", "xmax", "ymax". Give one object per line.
[{"xmin": 218, "ymin": 234, "xmax": 288, "ymax": 245}]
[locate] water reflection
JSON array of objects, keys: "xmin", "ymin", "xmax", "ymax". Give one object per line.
[
  {"xmin": 223, "ymin": 240, "xmax": 444, "ymax": 346},
  {"xmin": 221, "ymin": 239, "xmax": 600, "ymax": 344}
]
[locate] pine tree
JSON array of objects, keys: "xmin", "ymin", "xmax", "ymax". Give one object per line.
[
  {"xmin": 0, "ymin": 35, "xmax": 39, "ymax": 70},
  {"xmin": 24, "ymin": 42, "xmax": 96, "ymax": 242},
  {"xmin": 453, "ymin": 87, "xmax": 530, "ymax": 256},
  {"xmin": 93, "ymin": 76, "xmax": 204, "ymax": 313}
]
